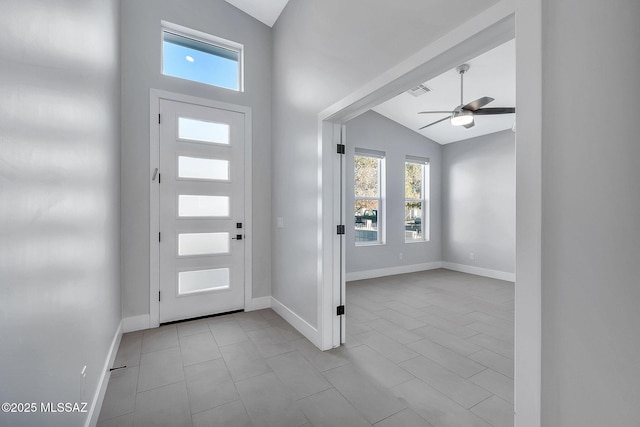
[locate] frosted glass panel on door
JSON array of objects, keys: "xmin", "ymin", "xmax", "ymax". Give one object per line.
[
  {"xmin": 178, "ymin": 232, "xmax": 229, "ymax": 256},
  {"xmin": 178, "ymin": 268, "xmax": 230, "ymax": 295},
  {"xmin": 179, "ymin": 195, "xmax": 229, "ymax": 217},
  {"xmin": 178, "ymin": 156, "xmax": 229, "ymax": 181},
  {"xmin": 178, "ymin": 117, "xmax": 229, "ymax": 144}
]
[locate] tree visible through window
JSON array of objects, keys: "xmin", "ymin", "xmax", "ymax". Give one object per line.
[
  {"xmin": 354, "ymin": 150, "xmax": 384, "ymax": 244},
  {"xmin": 405, "ymin": 157, "xmax": 429, "ymax": 241}
]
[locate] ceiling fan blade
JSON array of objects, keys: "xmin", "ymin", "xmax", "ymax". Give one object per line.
[
  {"xmin": 463, "ymin": 96, "xmax": 494, "ymax": 111},
  {"xmin": 463, "ymin": 121, "xmax": 475, "ymax": 129},
  {"xmin": 419, "ymin": 116, "xmax": 449, "ymax": 130},
  {"xmin": 418, "ymin": 110, "xmax": 454, "ymax": 114},
  {"xmin": 472, "ymin": 107, "xmax": 516, "ymax": 115}
]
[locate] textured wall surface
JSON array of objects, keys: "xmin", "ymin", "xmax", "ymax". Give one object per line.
[
  {"xmin": 0, "ymin": 1, "xmax": 121, "ymax": 425},
  {"xmin": 442, "ymin": 130, "xmax": 515, "ymax": 274},
  {"xmin": 345, "ymin": 111, "xmax": 442, "ymax": 274}
]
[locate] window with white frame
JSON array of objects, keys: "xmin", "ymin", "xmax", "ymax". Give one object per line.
[
  {"xmin": 405, "ymin": 156, "xmax": 430, "ymax": 242},
  {"xmin": 162, "ymin": 21, "xmax": 243, "ymax": 91},
  {"xmin": 354, "ymin": 149, "xmax": 385, "ymax": 245}
]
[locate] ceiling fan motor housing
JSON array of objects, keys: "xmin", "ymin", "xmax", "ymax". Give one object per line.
[
  {"xmin": 451, "ymin": 108, "xmax": 474, "ymax": 126},
  {"xmin": 456, "ymin": 63, "xmax": 470, "ymax": 74},
  {"xmin": 417, "ymin": 62, "xmax": 514, "ymax": 130}
]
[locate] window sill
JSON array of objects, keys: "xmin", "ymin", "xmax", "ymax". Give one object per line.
[{"xmin": 355, "ymin": 242, "xmax": 385, "ymax": 247}]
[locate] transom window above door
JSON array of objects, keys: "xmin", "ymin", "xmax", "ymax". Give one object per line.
[{"xmin": 162, "ymin": 21, "xmax": 243, "ymax": 91}]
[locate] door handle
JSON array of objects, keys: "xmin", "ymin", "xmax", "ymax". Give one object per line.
[{"xmin": 231, "ymin": 234, "xmax": 243, "ymax": 240}]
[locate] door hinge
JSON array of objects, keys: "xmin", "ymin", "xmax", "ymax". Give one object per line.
[
  {"xmin": 158, "ymin": 114, "xmax": 161, "ymax": 124},
  {"xmin": 337, "ymin": 144, "xmax": 345, "ymax": 154},
  {"xmin": 158, "ymin": 232, "xmax": 161, "ymax": 242},
  {"xmin": 158, "ymin": 291, "xmax": 161, "ymax": 302},
  {"xmin": 337, "ymin": 225, "xmax": 345, "ymax": 235},
  {"xmin": 336, "ymin": 305, "xmax": 345, "ymax": 316}
]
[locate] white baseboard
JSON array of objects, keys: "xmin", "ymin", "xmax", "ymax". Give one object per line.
[
  {"xmin": 346, "ymin": 261, "xmax": 443, "ymax": 282},
  {"xmin": 123, "ymin": 314, "xmax": 150, "ymax": 333},
  {"xmin": 85, "ymin": 320, "xmax": 123, "ymax": 427},
  {"xmin": 270, "ymin": 297, "xmax": 321, "ymax": 349},
  {"xmin": 442, "ymin": 262, "xmax": 515, "ymax": 282},
  {"xmin": 245, "ymin": 296, "xmax": 271, "ymax": 311}
]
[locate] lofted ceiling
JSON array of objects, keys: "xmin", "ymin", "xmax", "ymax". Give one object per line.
[
  {"xmin": 224, "ymin": 0, "xmax": 290, "ymax": 27},
  {"xmin": 223, "ymin": 0, "xmax": 514, "ymax": 145},
  {"xmin": 373, "ymin": 39, "xmax": 515, "ymax": 145}
]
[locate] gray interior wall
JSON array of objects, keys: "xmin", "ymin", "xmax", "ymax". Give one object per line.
[
  {"xmin": 0, "ymin": 1, "xmax": 121, "ymax": 426},
  {"xmin": 541, "ymin": 0, "xmax": 640, "ymax": 424},
  {"xmin": 272, "ymin": 0, "xmax": 499, "ymax": 328},
  {"xmin": 442, "ymin": 130, "xmax": 515, "ymax": 273},
  {"xmin": 120, "ymin": 0, "xmax": 272, "ymax": 318},
  {"xmin": 345, "ymin": 111, "xmax": 442, "ymax": 274}
]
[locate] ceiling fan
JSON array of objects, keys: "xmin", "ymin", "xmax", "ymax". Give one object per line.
[{"xmin": 418, "ymin": 64, "xmax": 515, "ymax": 130}]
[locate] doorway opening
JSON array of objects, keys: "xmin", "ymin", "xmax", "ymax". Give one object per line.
[
  {"xmin": 325, "ymin": 7, "xmax": 516, "ymax": 348},
  {"xmin": 317, "ymin": 3, "xmax": 542, "ymax": 424},
  {"xmin": 339, "ymin": 32, "xmax": 516, "ymax": 427}
]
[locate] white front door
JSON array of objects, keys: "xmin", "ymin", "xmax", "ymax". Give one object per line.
[{"xmin": 159, "ymin": 99, "xmax": 245, "ymax": 323}]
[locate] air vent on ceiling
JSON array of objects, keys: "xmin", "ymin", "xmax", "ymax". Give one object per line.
[{"xmin": 406, "ymin": 84, "xmax": 432, "ymax": 97}]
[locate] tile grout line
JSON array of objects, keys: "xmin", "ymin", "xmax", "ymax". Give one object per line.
[
  {"xmin": 213, "ymin": 335, "xmax": 254, "ymax": 427},
  {"xmin": 174, "ymin": 329, "xmax": 192, "ymax": 426}
]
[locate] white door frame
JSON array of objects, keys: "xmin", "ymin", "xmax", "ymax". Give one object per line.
[
  {"xmin": 317, "ymin": 1, "xmax": 542, "ymax": 426},
  {"xmin": 149, "ymin": 89, "xmax": 253, "ymax": 327}
]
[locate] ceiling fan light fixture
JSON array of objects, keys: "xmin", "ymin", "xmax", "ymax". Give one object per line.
[{"xmin": 450, "ymin": 109, "xmax": 474, "ymax": 126}]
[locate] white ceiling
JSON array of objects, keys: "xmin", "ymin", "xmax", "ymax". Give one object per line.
[
  {"xmin": 373, "ymin": 39, "xmax": 515, "ymax": 145},
  {"xmin": 223, "ymin": 1, "xmax": 513, "ymax": 144},
  {"xmin": 224, "ymin": 0, "xmax": 290, "ymax": 27}
]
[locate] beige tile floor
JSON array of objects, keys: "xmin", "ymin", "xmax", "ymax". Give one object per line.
[{"xmin": 98, "ymin": 269, "xmax": 514, "ymax": 427}]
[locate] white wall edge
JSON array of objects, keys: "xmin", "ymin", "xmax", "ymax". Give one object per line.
[
  {"xmin": 123, "ymin": 315, "xmax": 150, "ymax": 333},
  {"xmin": 271, "ymin": 297, "xmax": 322, "ymax": 349},
  {"xmin": 442, "ymin": 262, "xmax": 515, "ymax": 282},
  {"xmin": 84, "ymin": 320, "xmax": 123, "ymax": 427},
  {"xmin": 515, "ymin": 0, "xmax": 542, "ymax": 424},
  {"xmin": 245, "ymin": 296, "xmax": 271, "ymax": 311},
  {"xmin": 346, "ymin": 262, "xmax": 443, "ymax": 282}
]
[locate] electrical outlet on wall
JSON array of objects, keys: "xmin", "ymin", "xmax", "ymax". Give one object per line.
[
  {"xmin": 276, "ymin": 217, "xmax": 284, "ymax": 228},
  {"xmin": 399, "ymin": 253, "xmax": 403, "ymax": 260},
  {"xmin": 469, "ymin": 252, "xmax": 476, "ymax": 260}
]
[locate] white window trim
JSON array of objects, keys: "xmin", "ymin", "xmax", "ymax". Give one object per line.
[
  {"xmin": 354, "ymin": 150, "xmax": 385, "ymax": 246},
  {"xmin": 405, "ymin": 157, "xmax": 430, "ymax": 243},
  {"xmin": 160, "ymin": 20, "xmax": 245, "ymax": 92}
]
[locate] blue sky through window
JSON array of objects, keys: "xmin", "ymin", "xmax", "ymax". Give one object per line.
[{"xmin": 163, "ymin": 39, "xmax": 240, "ymax": 91}]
